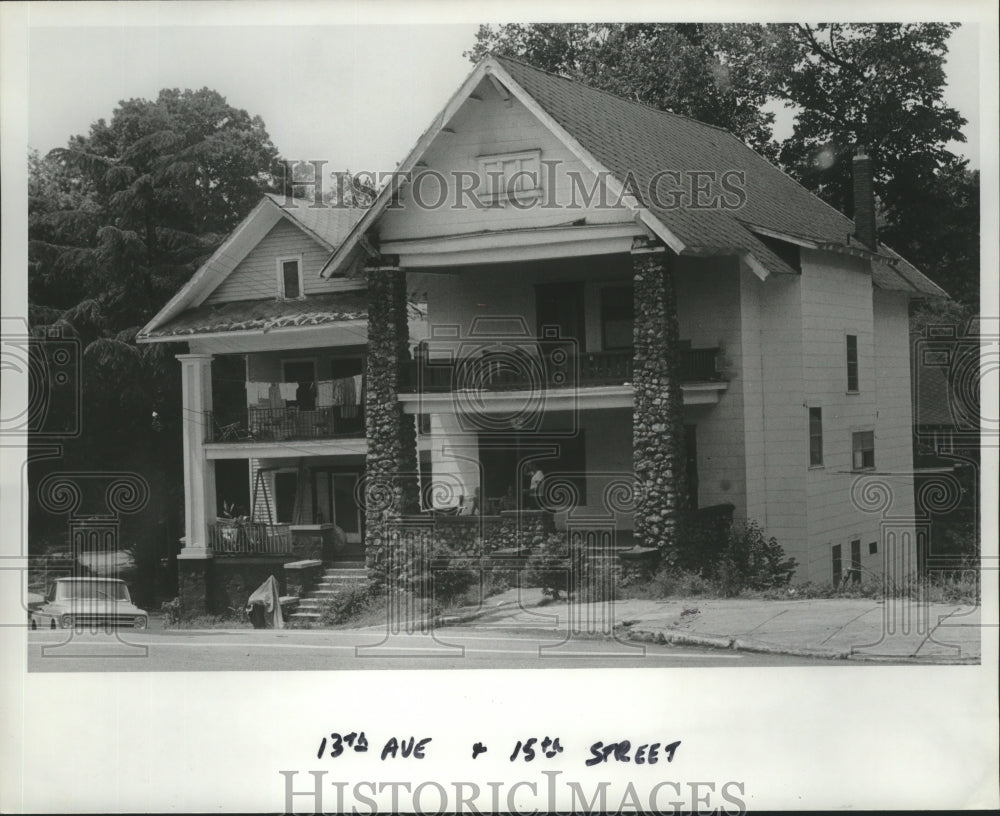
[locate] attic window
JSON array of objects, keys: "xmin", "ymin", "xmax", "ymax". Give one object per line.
[
  {"xmin": 278, "ymin": 256, "xmax": 303, "ymax": 299},
  {"xmin": 478, "ymin": 149, "xmax": 542, "ymax": 205}
]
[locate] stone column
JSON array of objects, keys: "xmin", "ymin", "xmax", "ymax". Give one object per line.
[
  {"xmin": 364, "ymin": 265, "xmax": 419, "ymax": 580},
  {"xmin": 176, "ymin": 353, "xmax": 217, "ymax": 556},
  {"xmin": 631, "ymin": 250, "xmax": 687, "ymax": 560}
]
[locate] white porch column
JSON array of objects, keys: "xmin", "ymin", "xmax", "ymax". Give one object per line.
[
  {"xmin": 177, "ymin": 353, "xmax": 216, "ymax": 556},
  {"xmin": 428, "ymin": 412, "xmax": 481, "ymax": 508}
]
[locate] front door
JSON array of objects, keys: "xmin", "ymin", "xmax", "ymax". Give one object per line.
[
  {"xmin": 535, "ymin": 282, "xmax": 585, "ymax": 349},
  {"xmin": 274, "ymin": 471, "xmax": 298, "ymax": 523}
]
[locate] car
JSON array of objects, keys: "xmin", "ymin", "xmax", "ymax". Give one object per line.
[{"xmin": 29, "ymin": 577, "xmax": 148, "ymax": 631}]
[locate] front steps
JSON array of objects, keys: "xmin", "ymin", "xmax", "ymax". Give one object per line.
[{"xmin": 288, "ymin": 561, "xmax": 368, "ymax": 625}]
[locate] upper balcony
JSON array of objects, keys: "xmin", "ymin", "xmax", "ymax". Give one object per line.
[
  {"xmin": 205, "ymin": 376, "xmax": 365, "ymax": 444},
  {"xmin": 402, "ymin": 342, "xmax": 724, "ymax": 407}
]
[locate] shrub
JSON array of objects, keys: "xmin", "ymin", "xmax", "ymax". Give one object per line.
[
  {"xmin": 713, "ymin": 521, "xmax": 797, "ymax": 595},
  {"xmin": 161, "ymin": 597, "xmax": 182, "ymax": 625},
  {"xmin": 319, "ymin": 584, "xmax": 378, "ymax": 625},
  {"xmin": 524, "ymin": 532, "xmax": 576, "ymax": 599}
]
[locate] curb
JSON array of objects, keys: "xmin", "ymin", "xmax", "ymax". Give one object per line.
[{"xmin": 628, "ymin": 627, "xmax": 980, "ymax": 663}]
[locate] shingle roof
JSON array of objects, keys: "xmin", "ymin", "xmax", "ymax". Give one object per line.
[
  {"xmin": 493, "ymin": 55, "xmax": 947, "ymax": 297},
  {"xmin": 144, "ymin": 291, "xmax": 367, "ymax": 338},
  {"xmin": 265, "ymin": 193, "xmax": 364, "ymax": 250}
]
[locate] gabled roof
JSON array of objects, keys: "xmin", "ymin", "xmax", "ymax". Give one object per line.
[
  {"xmin": 321, "ymin": 54, "xmax": 946, "ymax": 298},
  {"xmin": 137, "ymin": 195, "xmax": 363, "ymax": 341},
  {"xmin": 262, "ymin": 193, "xmax": 362, "ymax": 251},
  {"xmin": 142, "ymin": 291, "xmax": 368, "ymax": 339}
]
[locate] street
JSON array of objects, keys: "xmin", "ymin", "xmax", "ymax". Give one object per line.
[{"xmin": 26, "ymin": 623, "xmax": 904, "ymax": 670}]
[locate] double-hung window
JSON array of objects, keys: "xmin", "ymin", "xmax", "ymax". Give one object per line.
[
  {"xmin": 278, "ymin": 257, "xmax": 303, "ymax": 299},
  {"xmin": 808, "ymin": 407, "xmax": 823, "ymax": 467},
  {"xmin": 852, "ymin": 430, "xmax": 875, "ymax": 470},
  {"xmin": 846, "ymin": 334, "xmax": 859, "ymax": 392}
]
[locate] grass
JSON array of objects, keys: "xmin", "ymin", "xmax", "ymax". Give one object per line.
[{"xmin": 617, "ymin": 566, "xmax": 980, "ymax": 605}]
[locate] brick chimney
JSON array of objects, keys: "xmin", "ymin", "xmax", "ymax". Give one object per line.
[{"xmin": 852, "ymin": 145, "xmax": 877, "ymax": 249}]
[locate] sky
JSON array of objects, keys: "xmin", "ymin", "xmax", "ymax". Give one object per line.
[{"xmin": 28, "ymin": 21, "xmax": 982, "ymax": 178}]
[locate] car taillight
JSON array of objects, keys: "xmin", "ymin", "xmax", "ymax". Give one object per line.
[
  {"xmin": 134, "ymin": 616, "xmax": 147, "ymax": 629},
  {"xmin": 60, "ymin": 614, "xmax": 73, "ymax": 628}
]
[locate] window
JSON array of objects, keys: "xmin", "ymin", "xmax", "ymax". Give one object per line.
[
  {"xmin": 846, "ymin": 334, "xmax": 859, "ymax": 392},
  {"xmin": 852, "ymin": 430, "xmax": 875, "ymax": 470},
  {"xmin": 808, "ymin": 407, "xmax": 823, "ymax": 466},
  {"xmin": 869, "ymin": 541, "xmax": 878, "ymax": 555},
  {"xmin": 601, "ymin": 286, "xmax": 634, "ymax": 350},
  {"xmin": 832, "ymin": 544, "xmax": 842, "ymax": 586},
  {"xmin": 850, "ymin": 539, "xmax": 862, "ymax": 584},
  {"xmin": 478, "ymin": 150, "xmax": 542, "ymax": 204},
  {"xmin": 278, "ymin": 257, "xmax": 303, "ymax": 299}
]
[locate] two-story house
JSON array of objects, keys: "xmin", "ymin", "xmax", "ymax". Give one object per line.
[{"xmin": 140, "ymin": 54, "xmax": 946, "ymax": 614}]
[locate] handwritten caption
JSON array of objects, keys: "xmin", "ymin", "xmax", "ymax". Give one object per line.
[{"xmin": 316, "ymin": 732, "xmax": 681, "ymax": 766}]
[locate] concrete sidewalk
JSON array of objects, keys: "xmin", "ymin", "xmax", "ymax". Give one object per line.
[{"xmin": 444, "ymin": 589, "xmax": 982, "ymax": 663}]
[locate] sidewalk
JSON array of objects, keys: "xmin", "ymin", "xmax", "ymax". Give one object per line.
[{"xmin": 442, "ymin": 589, "xmax": 982, "ymax": 663}]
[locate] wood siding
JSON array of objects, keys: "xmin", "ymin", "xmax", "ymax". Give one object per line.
[
  {"xmin": 379, "ymin": 76, "xmax": 634, "ymax": 243},
  {"xmin": 203, "ymin": 219, "xmax": 349, "ymax": 305}
]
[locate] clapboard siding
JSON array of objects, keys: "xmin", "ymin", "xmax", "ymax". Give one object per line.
[
  {"xmin": 380, "ymin": 76, "xmax": 634, "ymax": 243},
  {"xmin": 675, "ymin": 256, "xmax": 746, "ymax": 516},
  {"xmin": 753, "ymin": 272, "xmax": 809, "ymax": 577},
  {"xmin": 203, "ymin": 219, "xmax": 336, "ymax": 305}
]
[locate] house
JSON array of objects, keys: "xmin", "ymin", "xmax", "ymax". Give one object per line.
[{"xmin": 140, "ymin": 54, "xmax": 947, "ymax": 613}]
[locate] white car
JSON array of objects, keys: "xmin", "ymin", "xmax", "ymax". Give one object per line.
[{"xmin": 30, "ymin": 577, "xmax": 148, "ymax": 631}]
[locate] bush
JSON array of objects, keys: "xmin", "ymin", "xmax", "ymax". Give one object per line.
[
  {"xmin": 319, "ymin": 584, "xmax": 379, "ymax": 625},
  {"xmin": 525, "ymin": 532, "xmax": 577, "ymax": 599},
  {"xmin": 713, "ymin": 521, "xmax": 797, "ymax": 595}
]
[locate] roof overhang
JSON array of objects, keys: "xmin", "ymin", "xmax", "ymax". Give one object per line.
[{"xmin": 138, "ymin": 197, "xmax": 342, "ymax": 342}]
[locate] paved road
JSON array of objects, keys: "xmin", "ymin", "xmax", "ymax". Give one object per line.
[{"xmin": 26, "ymin": 624, "xmax": 903, "ymax": 670}]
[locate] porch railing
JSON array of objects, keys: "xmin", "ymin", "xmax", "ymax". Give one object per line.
[
  {"xmin": 205, "ymin": 405, "xmax": 365, "ymax": 443},
  {"xmin": 404, "ymin": 345, "xmax": 720, "ymax": 393},
  {"xmin": 209, "ymin": 521, "xmax": 292, "ymax": 555}
]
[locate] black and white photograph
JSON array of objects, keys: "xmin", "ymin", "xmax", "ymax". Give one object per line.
[{"xmin": 1, "ymin": 1, "xmax": 997, "ymax": 812}]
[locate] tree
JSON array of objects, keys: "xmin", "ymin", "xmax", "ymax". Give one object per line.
[
  {"xmin": 467, "ymin": 23, "xmax": 781, "ymax": 156},
  {"xmin": 769, "ymin": 23, "xmax": 974, "ymax": 307},
  {"xmin": 27, "ymin": 88, "xmax": 287, "ymax": 604}
]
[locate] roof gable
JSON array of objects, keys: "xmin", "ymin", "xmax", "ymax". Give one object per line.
[
  {"xmin": 321, "ymin": 54, "xmax": 945, "ymax": 297},
  {"xmin": 138, "ymin": 195, "xmax": 363, "ymax": 340}
]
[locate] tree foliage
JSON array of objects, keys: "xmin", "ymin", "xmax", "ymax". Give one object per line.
[
  {"xmin": 28, "ymin": 88, "xmax": 288, "ymax": 602},
  {"xmin": 467, "ymin": 23, "xmax": 781, "ymax": 157}
]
